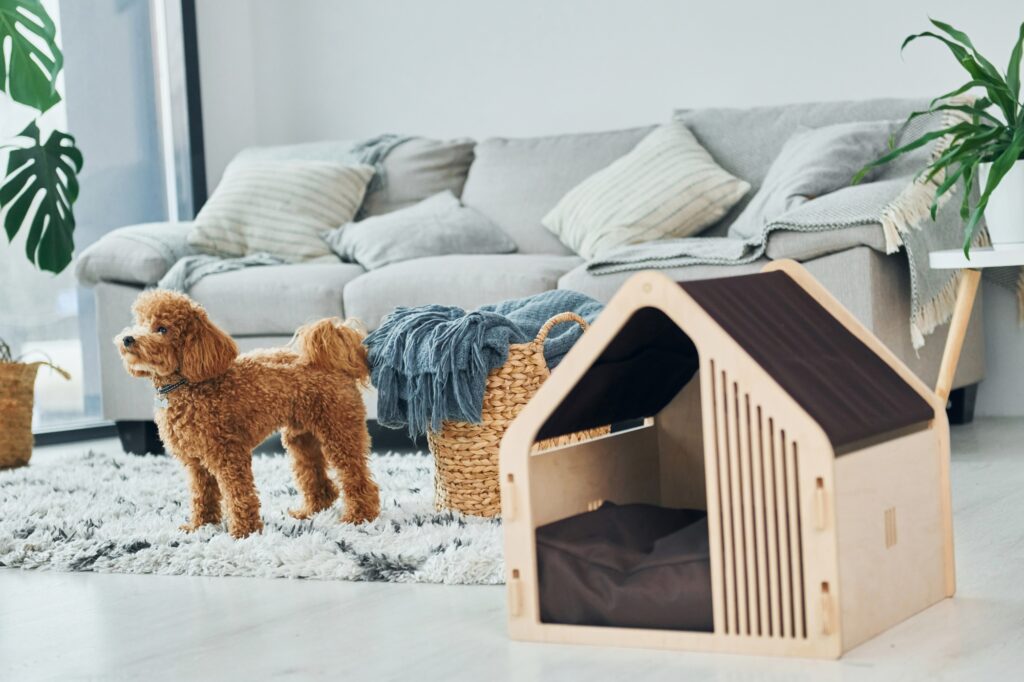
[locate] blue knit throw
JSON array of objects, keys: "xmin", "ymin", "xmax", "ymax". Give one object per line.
[{"xmin": 366, "ymin": 290, "xmax": 604, "ymax": 436}]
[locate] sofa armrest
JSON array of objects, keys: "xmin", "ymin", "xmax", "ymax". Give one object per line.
[
  {"xmin": 766, "ymin": 223, "xmax": 887, "ymax": 262},
  {"xmin": 75, "ymin": 222, "xmax": 196, "ymax": 287},
  {"xmin": 763, "ymin": 182, "xmax": 897, "ymax": 262}
]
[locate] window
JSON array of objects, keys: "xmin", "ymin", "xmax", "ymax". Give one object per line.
[{"xmin": 1, "ymin": 0, "xmax": 171, "ymax": 431}]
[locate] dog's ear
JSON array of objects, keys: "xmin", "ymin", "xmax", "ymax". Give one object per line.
[{"xmin": 179, "ymin": 306, "xmax": 238, "ymax": 383}]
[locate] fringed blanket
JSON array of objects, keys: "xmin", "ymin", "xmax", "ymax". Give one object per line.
[
  {"xmin": 587, "ymin": 108, "xmax": 1018, "ymax": 348},
  {"xmin": 366, "ymin": 290, "xmax": 604, "ymax": 436}
]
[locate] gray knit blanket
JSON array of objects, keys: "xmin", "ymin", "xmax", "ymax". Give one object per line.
[
  {"xmin": 587, "ymin": 110, "xmax": 985, "ymax": 348},
  {"xmin": 366, "ymin": 290, "xmax": 604, "ymax": 436},
  {"xmin": 159, "ymin": 134, "xmax": 412, "ymax": 292}
]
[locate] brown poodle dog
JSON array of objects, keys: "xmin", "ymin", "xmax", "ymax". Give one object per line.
[{"xmin": 115, "ymin": 290, "xmax": 380, "ymax": 538}]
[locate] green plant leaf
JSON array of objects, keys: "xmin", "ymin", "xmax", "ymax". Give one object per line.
[
  {"xmin": 962, "ymin": 129, "xmax": 1024, "ymax": 256},
  {"xmin": 929, "ymin": 80, "xmax": 998, "ymax": 108},
  {"xmin": 960, "ymin": 163, "xmax": 975, "ymax": 223},
  {"xmin": 929, "ymin": 18, "xmax": 1005, "ymax": 83},
  {"xmin": 0, "ymin": 121, "xmax": 83, "ymax": 273},
  {"xmin": 0, "ymin": 0, "xmax": 63, "ymax": 112},
  {"xmin": 924, "ymin": 127, "xmax": 1006, "ymax": 183},
  {"xmin": 906, "ymin": 102, "xmax": 1002, "ymax": 128},
  {"xmin": 1007, "ymin": 21, "xmax": 1024, "ymax": 104},
  {"xmin": 852, "ymin": 122, "xmax": 972, "ymax": 184},
  {"xmin": 930, "ymin": 168, "xmax": 963, "ymax": 219},
  {"xmin": 903, "ymin": 31, "xmax": 1016, "ymax": 123}
]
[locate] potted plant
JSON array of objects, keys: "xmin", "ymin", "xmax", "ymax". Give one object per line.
[
  {"xmin": 1, "ymin": 0, "xmax": 82, "ymax": 468},
  {"xmin": 855, "ymin": 18, "xmax": 1024, "ymax": 256}
]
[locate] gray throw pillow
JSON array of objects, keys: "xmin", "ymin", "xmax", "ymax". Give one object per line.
[
  {"xmin": 727, "ymin": 119, "xmax": 899, "ymax": 240},
  {"xmin": 323, "ymin": 190, "xmax": 516, "ymax": 270}
]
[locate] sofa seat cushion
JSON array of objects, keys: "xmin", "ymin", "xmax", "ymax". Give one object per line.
[
  {"xmin": 461, "ymin": 126, "xmax": 654, "ymax": 254},
  {"xmin": 344, "ymin": 254, "xmax": 583, "ymax": 330},
  {"xmin": 558, "ymin": 259, "xmax": 768, "ymax": 304},
  {"xmin": 188, "ymin": 262, "xmax": 365, "ymax": 336}
]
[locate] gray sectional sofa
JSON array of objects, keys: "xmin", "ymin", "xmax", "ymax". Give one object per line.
[{"xmin": 77, "ymin": 98, "xmax": 984, "ymax": 452}]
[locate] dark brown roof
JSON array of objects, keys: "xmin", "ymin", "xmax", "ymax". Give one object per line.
[
  {"xmin": 537, "ymin": 271, "xmax": 934, "ymax": 452},
  {"xmin": 679, "ymin": 271, "xmax": 934, "ymax": 449}
]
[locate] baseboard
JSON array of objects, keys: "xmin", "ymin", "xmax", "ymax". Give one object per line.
[{"xmin": 34, "ymin": 423, "xmax": 118, "ymax": 446}]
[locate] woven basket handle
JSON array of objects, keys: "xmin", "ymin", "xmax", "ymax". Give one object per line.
[
  {"xmin": 533, "ymin": 312, "xmax": 589, "ymax": 345},
  {"xmin": 26, "ymin": 361, "xmax": 71, "ymax": 382}
]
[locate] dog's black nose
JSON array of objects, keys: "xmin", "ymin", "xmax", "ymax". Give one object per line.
[{"xmin": 122, "ymin": 335, "xmax": 135, "ymax": 348}]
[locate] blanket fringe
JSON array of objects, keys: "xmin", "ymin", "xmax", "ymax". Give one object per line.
[
  {"xmin": 881, "ymin": 104, "xmax": 967, "ymax": 255},
  {"xmin": 911, "ymin": 268, "xmax": 965, "ymax": 349}
]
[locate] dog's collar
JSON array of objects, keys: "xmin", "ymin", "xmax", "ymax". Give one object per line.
[
  {"xmin": 155, "ymin": 378, "xmax": 188, "ymax": 409},
  {"xmin": 157, "ymin": 378, "xmax": 188, "ymax": 396}
]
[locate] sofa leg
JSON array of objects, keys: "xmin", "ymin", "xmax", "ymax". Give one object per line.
[
  {"xmin": 946, "ymin": 384, "xmax": 978, "ymax": 425},
  {"xmin": 116, "ymin": 420, "xmax": 165, "ymax": 455}
]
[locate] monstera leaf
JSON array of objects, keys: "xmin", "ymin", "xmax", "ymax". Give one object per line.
[
  {"xmin": 0, "ymin": 0, "xmax": 63, "ymax": 112},
  {"xmin": 0, "ymin": 121, "xmax": 83, "ymax": 273}
]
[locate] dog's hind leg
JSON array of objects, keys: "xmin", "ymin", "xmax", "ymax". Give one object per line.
[
  {"xmin": 282, "ymin": 428, "xmax": 339, "ymax": 519},
  {"xmin": 316, "ymin": 422, "xmax": 380, "ymax": 524},
  {"xmin": 179, "ymin": 456, "xmax": 222, "ymax": 532}
]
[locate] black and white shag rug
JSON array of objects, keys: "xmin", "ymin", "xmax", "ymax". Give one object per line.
[{"xmin": 0, "ymin": 450, "xmax": 504, "ymax": 584}]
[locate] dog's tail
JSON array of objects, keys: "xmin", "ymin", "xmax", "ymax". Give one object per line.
[{"xmin": 294, "ymin": 317, "xmax": 370, "ymax": 384}]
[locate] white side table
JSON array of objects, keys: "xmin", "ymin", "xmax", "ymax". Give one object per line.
[{"xmin": 929, "ymin": 246, "xmax": 1024, "ymax": 403}]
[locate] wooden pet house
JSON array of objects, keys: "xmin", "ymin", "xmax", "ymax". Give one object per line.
[{"xmin": 498, "ymin": 260, "xmax": 954, "ymax": 659}]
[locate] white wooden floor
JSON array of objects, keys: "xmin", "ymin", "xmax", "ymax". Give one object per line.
[{"xmin": 3, "ymin": 418, "xmax": 1024, "ymax": 681}]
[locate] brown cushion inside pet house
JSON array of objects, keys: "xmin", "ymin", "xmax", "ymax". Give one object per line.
[{"xmin": 498, "ymin": 260, "xmax": 954, "ymax": 659}]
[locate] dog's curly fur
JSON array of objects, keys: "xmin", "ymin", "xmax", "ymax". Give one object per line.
[{"xmin": 116, "ymin": 290, "xmax": 380, "ymax": 538}]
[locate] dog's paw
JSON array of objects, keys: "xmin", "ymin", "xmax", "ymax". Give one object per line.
[
  {"xmin": 341, "ymin": 509, "xmax": 378, "ymax": 525},
  {"xmin": 179, "ymin": 521, "xmax": 203, "ymax": 533},
  {"xmin": 229, "ymin": 520, "xmax": 265, "ymax": 539},
  {"xmin": 288, "ymin": 507, "xmax": 315, "ymax": 520}
]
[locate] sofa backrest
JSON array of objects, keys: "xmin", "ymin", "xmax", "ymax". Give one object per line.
[
  {"xmin": 460, "ymin": 126, "xmax": 655, "ymax": 254},
  {"xmin": 675, "ymin": 98, "xmax": 928, "ymax": 235},
  {"xmin": 360, "ymin": 138, "xmax": 476, "ymax": 217}
]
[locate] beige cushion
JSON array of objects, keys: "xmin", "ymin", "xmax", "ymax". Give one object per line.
[
  {"xmin": 189, "ymin": 160, "xmax": 374, "ymax": 262},
  {"xmin": 460, "ymin": 127, "xmax": 654, "ymax": 254},
  {"xmin": 324, "ymin": 191, "xmax": 516, "ymax": 270},
  {"xmin": 343, "ymin": 254, "xmax": 582, "ymax": 330},
  {"xmin": 232, "ymin": 137, "xmax": 475, "ymax": 218},
  {"xmin": 188, "ymin": 262, "xmax": 366, "ymax": 336},
  {"xmin": 543, "ymin": 122, "xmax": 750, "ymax": 259}
]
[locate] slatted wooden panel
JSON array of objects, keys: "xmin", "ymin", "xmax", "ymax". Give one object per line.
[{"xmin": 709, "ymin": 360, "xmax": 808, "ymax": 639}]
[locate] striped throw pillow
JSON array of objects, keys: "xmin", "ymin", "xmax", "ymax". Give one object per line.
[
  {"xmin": 542, "ymin": 122, "xmax": 750, "ymax": 259},
  {"xmin": 188, "ymin": 160, "xmax": 375, "ymax": 262}
]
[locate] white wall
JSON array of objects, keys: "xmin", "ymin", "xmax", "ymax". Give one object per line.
[{"xmin": 195, "ymin": 0, "xmax": 1023, "ymax": 416}]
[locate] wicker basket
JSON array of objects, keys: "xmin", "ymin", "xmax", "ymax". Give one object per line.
[
  {"xmin": 428, "ymin": 313, "xmax": 609, "ymax": 518},
  {"xmin": 0, "ymin": 360, "xmax": 71, "ymax": 469}
]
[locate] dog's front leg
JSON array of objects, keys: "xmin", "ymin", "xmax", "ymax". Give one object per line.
[
  {"xmin": 209, "ymin": 453, "xmax": 264, "ymax": 539},
  {"xmin": 178, "ymin": 456, "xmax": 222, "ymax": 532}
]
